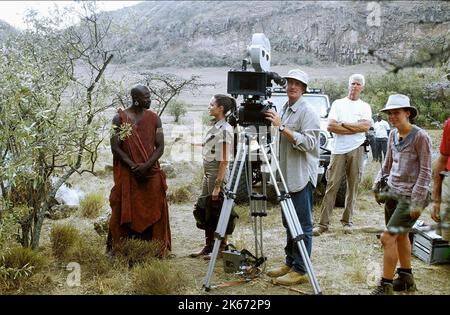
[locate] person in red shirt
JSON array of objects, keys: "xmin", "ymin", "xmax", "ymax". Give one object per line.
[{"xmin": 432, "ymin": 118, "xmax": 450, "ymax": 241}]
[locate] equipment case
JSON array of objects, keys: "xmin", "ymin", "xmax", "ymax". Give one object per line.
[{"xmin": 412, "ymin": 229, "xmax": 450, "ymax": 264}]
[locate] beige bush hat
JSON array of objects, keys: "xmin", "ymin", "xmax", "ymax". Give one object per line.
[
  {"xmin": 380, "ymin": 94, "xmax": 418, "ymax": 119},
  {"xmin": 283, "ymin": 69, "xmax": 309, "ymax": 86}
]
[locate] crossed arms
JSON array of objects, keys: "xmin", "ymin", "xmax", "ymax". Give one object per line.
[{"xmin": 327, "ymin": 119, "xmax": 371, "ymax": 134}]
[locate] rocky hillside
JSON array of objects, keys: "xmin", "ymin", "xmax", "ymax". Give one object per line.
[
  {"xmin": 107, "ymin": 1, "xmax": 449, "ymax": 68},
  {"xmin": 2, "ymin": 1, "xmax": 449, "ymax": 68}
]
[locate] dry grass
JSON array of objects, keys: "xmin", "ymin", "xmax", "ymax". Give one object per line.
[
  {"xmin": 1, "ymin": 246, "xmax": 47, "ymax": 272},
  {"xmin": 114, "ymin": 238, "xmax": 163, "ymax": 267},
  {"xmin": 233, "ymin": 204, "xmax": 251, "ymax": 222},
  {"xmin": 358, "ymin": 173, "xmax": 374, "ymax": 195},
  {"xmin": 167, "ymin": 185, "xmax": 193, "ymax": 204},
  {"xmin": 79, "ymin": 193, "xmax": 105, "ymax": 219},
  {"xmin": 50, "ymin": 224, "xmax": 81, "ymax": 259},
  {"xmin": 131, "ymin": 259, "xmax": 187, "ymax": 294},
  {"xmin": 66, "ymin": 233, "xmax": 111, "ymax": 276},
  {"xmin": 94, "ymin": 165, "xmax": 114, "ymax": 178},
  {"xmin": 192, "ymin": 166, "xmax": 204, "ymax": 187},
  {"xmin": 10, "ymin": 118, "xmax": 448, "ymax": 295},
  {"xmin": 0, "ymin": 246, "xmax": 51, "ymax": 293},
  {"xmin": 343, "ymin": 245, "xmax": 367, "ymax": 284},
  {"xmin": 82, "ymin": 268, "xmax": 131, "ymax": 294}
]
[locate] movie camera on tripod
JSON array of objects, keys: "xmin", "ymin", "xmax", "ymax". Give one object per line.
[
  {"xmin": 226, "ymin": 33, "xmax": 286, "ymax": 127},
  {"xmin": 202, "ymin": 33, "xmax": 322, "ymax": 294}
]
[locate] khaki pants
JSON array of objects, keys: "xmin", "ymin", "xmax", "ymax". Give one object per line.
[
  {"xmin": 318, "ymin": 146, "xmax": 365, "ymax": 228},
  {"xmin": 441, "ymin": 176, "xmax": 450, "ymax": 241}
]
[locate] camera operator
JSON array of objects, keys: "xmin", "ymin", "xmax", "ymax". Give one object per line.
[
  {"xmin": 190, "ymin": 94, "xmax": 238, "ymax": 260},
  {"xmin": 313, "ymin": 74, "xmax": 372, "ymax": 236},
  {"xmin": 264, "ymin": 69, "xmax": 320, "ymax": 286}
]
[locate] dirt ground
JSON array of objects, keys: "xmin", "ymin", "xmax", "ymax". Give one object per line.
[
  {"xmin": 150, "ymin": 128, "xmax": 450, "ymax": 296},
  {"xmin": 31, "ymin": 64, "xmax": 449, "ymax": 295},
  {"xmin": 40, "ymin": 118, "xmax": 449, "ymax": 296}
]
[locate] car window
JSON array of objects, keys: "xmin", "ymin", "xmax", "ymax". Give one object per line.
[
  {"xmin": 270, "ymin": 94, "xmax": 329, "ymax": 118},
  {"xmin": 303, "ymin": 95, "xmax": 329, "ymax": 118},
  {"xmin": 270, "ymin": 95, "xmax": 288, "ymax": 113}
]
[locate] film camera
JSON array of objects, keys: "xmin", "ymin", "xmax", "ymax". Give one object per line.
[{"xmin": 227, "ymin": 34, "xmax": 286, "ymax": 127}]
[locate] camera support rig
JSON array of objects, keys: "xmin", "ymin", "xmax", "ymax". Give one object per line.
[
  {"xmin": 202, "ymin": 33, "xmax": 321, "ymax": 294},
  {"xmin": 202, "ymin": 131, "xmax": 322, "ymax": 294}
]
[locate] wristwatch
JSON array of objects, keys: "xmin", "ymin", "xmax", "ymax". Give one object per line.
[{"xmin": 279, "ymin": 124, "xmax": 286, "ymax": 132}]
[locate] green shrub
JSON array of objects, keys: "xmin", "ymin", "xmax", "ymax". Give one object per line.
[
  {"xmin": 309, "ymin": 79, "xmax": 347, "ymax": 104},
  {"xmin": 79, "ymin": 193, "xmax": 105, "ymax": 219},
  {"xmin": 0, "ymin": 208, "xmax": 19, "ymax": 252},
  {"xmin": 313, "ymin": 68, "xmax": 450, "ymax": 127},
  {"xmin": 202, "ymin": 111, "xmax": 213, "ymax": 126},
  {"xmin": 168, "ymin": 100, "xmax": 188, "ymax": 123}
]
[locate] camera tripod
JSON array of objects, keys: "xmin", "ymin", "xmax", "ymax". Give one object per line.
[{"xmin": 202, "ymin": 130, "xmax": 322, "ymax": 294}]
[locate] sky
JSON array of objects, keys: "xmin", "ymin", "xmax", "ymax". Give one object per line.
[{"xmin": 0, "ymin": 1, "xmax": 143, "ymax": 29}]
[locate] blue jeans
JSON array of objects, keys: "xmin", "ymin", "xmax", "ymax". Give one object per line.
[{"xmin": 282, "ymin": 182, "xmax": 313, "ymax": 274}]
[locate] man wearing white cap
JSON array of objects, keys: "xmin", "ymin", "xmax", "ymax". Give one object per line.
[
  {"xmin": 313, "ymin": 74, "xmax": 372, "ymax": 235},
  {"xmin": 264, "ymin": 68, "xmax": 320, "ymax": 286}
]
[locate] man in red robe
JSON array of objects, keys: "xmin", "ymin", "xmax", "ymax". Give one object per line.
[{"xmin": 109, "ymin": 85, "xmax": 171, "ymax": 257}]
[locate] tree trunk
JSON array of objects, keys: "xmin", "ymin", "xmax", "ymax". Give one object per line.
[
  {"xmin": 31, "ymin": 204, "xmax": 48, "ymax": 249},
  {"xmin": 20, "ymin": 222, "xmax": 30, "ymax": 247}
]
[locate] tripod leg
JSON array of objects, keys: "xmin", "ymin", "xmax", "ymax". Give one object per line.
[
  {"xmin": 203, "ymin": 142, "xmax": 249, "ymax": 291},
  {"xmin": 259, "ymin": 143, "xmax": 322, "ymax": 294}
]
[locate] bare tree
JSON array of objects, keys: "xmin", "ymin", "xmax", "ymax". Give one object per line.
[{"xmin": 140, "ymin": 72, "xmax": 214, "ymax": 116}]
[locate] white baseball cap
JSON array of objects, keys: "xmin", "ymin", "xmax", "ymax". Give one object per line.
[
  {"xmin": 283, "ymin": 69, "xmax": 309, "ymax": 86},
  {"xmin": 380, "ymin": 94, "xmax": 418, "ymax": 119}
]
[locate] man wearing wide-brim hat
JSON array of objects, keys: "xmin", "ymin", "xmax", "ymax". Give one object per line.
[
  {"xmin": 371, "ymin": 93, "xmax": 432, "ymax": 295},
  {"xmin": 313, "ymin": 74, "xmax": 372, "ymax": 236},
  {"xmin": 264, "ymin": 68, "xmax": 320, "ymax": 286}
]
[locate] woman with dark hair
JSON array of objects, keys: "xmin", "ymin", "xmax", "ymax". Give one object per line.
[
  {"xmin": 371, "ymin": 94, "xmax": 432, "ymax": 295},
  {"xmin": 190, "ymin": 94, "xmax": 238, "ymax": 260}
]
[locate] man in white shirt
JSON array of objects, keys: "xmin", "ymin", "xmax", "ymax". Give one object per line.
[
  {"xmin": 373, "ymin": 114, "xmax": 390, "ymax": 163},
  {"xmin": 313, "ymin": 74, "xmax": 372, "ymax": 235}
]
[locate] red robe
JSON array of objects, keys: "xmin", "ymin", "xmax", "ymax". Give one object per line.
[{"xmin": 109, "ymin": 108, "xmax": 171, "ymax": 256}]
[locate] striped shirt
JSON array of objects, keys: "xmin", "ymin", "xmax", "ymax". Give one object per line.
[{"xmin": 374, "ymin": 126, "xmax": 432, "ymax": 205}]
